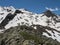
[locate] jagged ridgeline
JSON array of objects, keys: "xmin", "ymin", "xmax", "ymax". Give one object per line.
[{"xmin": 0, "ymin": 6, "xmax": 60, "ymax": 45}]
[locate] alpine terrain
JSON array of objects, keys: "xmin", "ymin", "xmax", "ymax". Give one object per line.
[{"xmin": 0, "ymin": 6, "xmax": 60, "ymax": 45}]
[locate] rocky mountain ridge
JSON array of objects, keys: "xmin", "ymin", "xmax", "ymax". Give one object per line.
[{"xmin": 0, "ymin": 6, "xmax": 60, "ymax": 45}]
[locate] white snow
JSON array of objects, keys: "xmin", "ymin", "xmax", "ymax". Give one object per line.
[
  {"xmin": 43, "ymin": 29, "xmax": 60, "ymax": 42},
  {"xmin": 33, "ymin": 26, "xmax": 37, "ymax": 29},
  {"xmin": 0, "ymin": 6, "xmax": 60, "ymax": 42}
]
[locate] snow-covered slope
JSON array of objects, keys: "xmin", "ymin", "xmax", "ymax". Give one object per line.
[{"xmin": 0, "ymin": 6, "xmax": 60, "ymax": 42}]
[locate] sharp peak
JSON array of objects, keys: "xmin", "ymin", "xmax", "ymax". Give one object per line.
[
  {"xmin": 44, "ymin": 10, "xmax": 58, "ymax": 17},
  {"xmin": 44, "ymin": 10, "xmax": 53, "ymax": 14}
]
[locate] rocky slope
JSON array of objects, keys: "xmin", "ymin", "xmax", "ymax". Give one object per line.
[
  {"xmin": 0, "ymin": 25, "xmax": 60, "ymax": 45},
  {"xmin": 0, "ymin": 6, "xmax": 60, "ymax": 45}
]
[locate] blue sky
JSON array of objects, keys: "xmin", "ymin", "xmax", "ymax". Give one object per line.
[{"xmin": 0, "ymin": 0, "xmax": 60, "ymax": 14}]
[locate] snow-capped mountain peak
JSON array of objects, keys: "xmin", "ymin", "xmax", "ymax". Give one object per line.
[{"xmin": 0, "ymin": 6, "xmax": 60, "ymax": 42}]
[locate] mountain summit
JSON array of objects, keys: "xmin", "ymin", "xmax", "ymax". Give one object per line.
[
  {"xmin": 0, "ymin": 6, "xmax": 60, "ymax": 45},
  {"xmin": 44, "ymin": 10, "xmax": 58, "ymax": 18}
]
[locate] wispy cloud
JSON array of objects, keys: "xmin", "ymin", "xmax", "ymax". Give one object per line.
[{"xmin": 45, "ymin": 7, "xmax": 59, "ymax": 11}]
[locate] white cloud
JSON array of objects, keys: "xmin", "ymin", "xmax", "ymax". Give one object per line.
[{"xmin": 45, "ymin": 7, "xmax": 59, "ymax": 11}]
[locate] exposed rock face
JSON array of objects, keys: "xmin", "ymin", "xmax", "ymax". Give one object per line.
[
  {"xmin": 44, "ymin": 10, "xmax": 58, "ymax": 18},
  {"xmin": 15, "ymin": 10, "xmax": 23, "ymax": 14},
  {"xmin": 0, "ymin": 10, "xmax": 23, "ymax": 28},
  {"xmin": 0, "ymin": 13, "xmax": 15, "ymax": 26}
]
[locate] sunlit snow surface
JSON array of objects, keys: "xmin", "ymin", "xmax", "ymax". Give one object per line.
[{"xmin": 0, "ymin": 6, "xmax": 60, "ymax": 42}]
